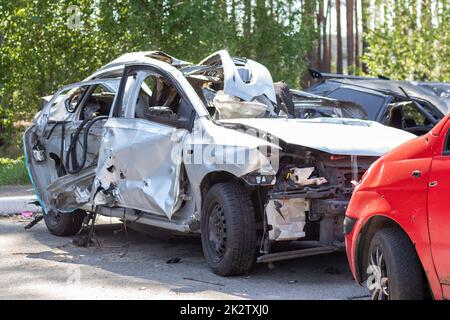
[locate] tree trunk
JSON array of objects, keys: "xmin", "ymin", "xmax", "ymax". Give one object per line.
[
  {"xmin": 230, "ymin": 0, "xmax": 237, "ymax": 34},
  {"xmin": 318, "ymin": 0, "xmax": 323, "ymax": 71},
  {"xmin": 243, "ymin": 0, "xmax": 252, "ymax": 55},
  {"xmin": 327, "ymin": 0, "xmax": 332, "ymax": 72},
  {"xmin": 301, "ymin": 0, "xmax": 318, "ymax": 87},
  {"xmin": 254, "ymin": 0, "xmax": 266, "ymax": 61},
  {"xmin": 336, "ymin": 0, "xmax": 343, "ymax": 73},
  {"xmin": 346, "ymin": 0, "xmax": 354, "ymax": 74},
  {"xmin": 322, "ymin": 1, "xmax": 329, "ymax": 72},
  {"xmin": 355, "ymin": 0, "xmax": 360, "ymax": 70},
  {"xmin": 361, "ymin": 0, "xmax": 369, "ymax": 73}
]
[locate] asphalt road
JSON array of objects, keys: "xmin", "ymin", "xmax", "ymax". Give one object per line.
[{"xmin": 0, "ymin": 215, "xmax": 369, "ymax": 300}]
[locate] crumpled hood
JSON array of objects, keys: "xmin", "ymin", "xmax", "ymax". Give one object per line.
[{"xmin": 221, "ymin": 117, "xmax": 416, "ymax": 157}]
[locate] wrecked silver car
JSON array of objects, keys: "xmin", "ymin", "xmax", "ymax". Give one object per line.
[{"xmin": 24, "ymin": 50, "xmax": 415, "ymax": 276}]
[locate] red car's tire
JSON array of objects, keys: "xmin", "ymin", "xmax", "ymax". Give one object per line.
[{"xmin": 366, "ymin": 228, "xmax": 424, "ymax": 300}]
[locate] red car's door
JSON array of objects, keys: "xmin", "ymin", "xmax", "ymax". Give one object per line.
[{"xmin": 428, "ymin": 120, "xmax": 450, "ymax": 298}]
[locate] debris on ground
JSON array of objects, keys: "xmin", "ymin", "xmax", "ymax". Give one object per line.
[
  {"xmin": 20, "ymin": 211, "xmax": 33, "ymax": 219},
  {"xmin": 183, "ymin": 277, "xmax": 224, "ymax": 286},
  {"xmin": 24, "ymin": 214, "xmax": 43, "ymax": 230},
  {"xmin": 166, "ymin": 257, "xmax": 181, "ymax": 264}
]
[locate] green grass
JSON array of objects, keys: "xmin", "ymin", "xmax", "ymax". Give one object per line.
[{"xmin": 0, "ymin": 156, "xmax": 30, "ymax": 186}]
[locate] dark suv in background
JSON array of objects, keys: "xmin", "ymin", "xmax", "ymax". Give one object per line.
[{"xmin": 305, "ymin": 70, "xmax": 450, "ymax": 136}]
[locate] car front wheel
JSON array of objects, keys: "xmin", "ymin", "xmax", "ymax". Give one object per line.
[
  {"xmin": 366, "ymin": 228, "xmax": 424, "ymax": 300},
  {"xmin": 201, "ymin": 182, "xmax": 256, "ymax": 276}
]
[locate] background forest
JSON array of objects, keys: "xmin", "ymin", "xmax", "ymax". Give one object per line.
[{"xmin": 0, "ymin": 0, "xmax": 449, "ymax": 184}]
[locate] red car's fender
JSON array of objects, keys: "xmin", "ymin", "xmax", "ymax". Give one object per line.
[
  {"xmin": 347, "ymin": 194, "xmax": 442, "ymax": 299},
  {"xmin": 346, "ymin": 132, "xmax": 444, "ymax": 299}
]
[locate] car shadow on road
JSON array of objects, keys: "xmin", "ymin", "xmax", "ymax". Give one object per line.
[{"xmin": 17, "ymin": 220, "xmax": 367, "ymax": 299}]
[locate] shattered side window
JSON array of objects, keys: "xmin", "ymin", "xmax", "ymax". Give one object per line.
[
  {"xmin": 48, "ymin": 87, "xmax": 85, "ymax": 122},
  {"xmin": 80, "ymin": 83, "xmax": 118, "ymax": 119},
  {"xmin": 402, "ymin": 103, "xmax": 427, "ymax": 126},
  {"xmin": 132, "ymin": 70, "xmax": 193, "ymax": 128}
]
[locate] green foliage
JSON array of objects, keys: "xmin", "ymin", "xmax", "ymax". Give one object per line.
[
  {"xmin": 0, "ymin": 126, "xmax": 24, "ymax": 159},
  {"xmin": 0, "ymin": 156, "xmax": 29, "ymax": 186},
  {"xmin": 0, "ymin": 0, "xmax": 318, "ymax": 158},
  {"xmin": 363, "ymin": 0, "xmax": 450, "ymax": 80},
  {"xmin": 0, "ymin": 0, "xmax": 448, "ymax": 164}
]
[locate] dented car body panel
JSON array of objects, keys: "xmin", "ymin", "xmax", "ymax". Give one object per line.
[
  {"xmin": 24, "ymin": 50, "xmax": 416, "ymax": 268},
  {"xmin": 345, "ymin": 115, "xmax": 450, "ymax": 299},
  {"xmin": 199, "ymin": 50, "xmax": 277, "ymax": 104},
  {"xmin": 93, "ymin": 118, "xmax": 188, "ymax": 218},
  {"xmin": 220, "ymin": 117, "xmax": 415, "ymax": 157}
]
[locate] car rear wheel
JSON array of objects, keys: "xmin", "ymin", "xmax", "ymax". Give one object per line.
[
  {"xmin": 201, "ymin": 182, "xmax": 256, "ymax": 276},
  {"xmin": 366, "ymin": 228, "xmax": 424, "ymax": 300},
  {"xmin": 44, "ymin": 209, "xmax": 86, "ymax": 236}
]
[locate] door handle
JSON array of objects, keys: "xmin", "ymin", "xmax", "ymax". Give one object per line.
[
  {"xmin": 412, "ymin": 170, "xmax": 421, "ymax": 178},
  {"xmin": 429, "ymin": 181, "xmax": 438, "ymax": 187}
]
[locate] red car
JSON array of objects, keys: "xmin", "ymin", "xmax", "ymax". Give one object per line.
[{"xmin": 345, "ymin": 114, "xmax": 450, "ymax": 300}]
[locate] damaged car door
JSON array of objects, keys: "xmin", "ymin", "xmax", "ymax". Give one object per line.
[
  {"xmin": 93, "ymin": 65, "xmax": 195, "ymax": 218},
  {"xmin": 25, "ymin": 79, "xmax": 120, "ymax": 214}
]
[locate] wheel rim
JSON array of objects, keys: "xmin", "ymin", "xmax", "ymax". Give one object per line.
[
  {"xmin": 366, "ymin": 245, "xmax": 389, "ymax": 300},
  {"xmin": 46, "ymin": 210, "xmax": 62, "ymax": 227},
  {"xmin": 207, "ymin": 202, "xmax": 227, "ymax": 261}
]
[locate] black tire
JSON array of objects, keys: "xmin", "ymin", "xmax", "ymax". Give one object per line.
[
  {"xmin": 44, "ymin": 209, "xmax": 86, "ymax": 236},
  {"xmin": 201, "ymin": 182, "xmax": 256, "ymax": 276},
  {"xmin": 366, "ymin": 228, "xmax": 424, "ymax": 300}
]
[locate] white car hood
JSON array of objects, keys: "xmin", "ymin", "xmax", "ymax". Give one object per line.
[{"xmin": 221, "ymin": 118, "xmax": 416, "ymax": 157}]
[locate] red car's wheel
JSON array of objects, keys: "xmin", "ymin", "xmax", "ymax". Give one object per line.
[{"xmin": 366, "ymin": 228, "xmax": 424, "ymax": 300}]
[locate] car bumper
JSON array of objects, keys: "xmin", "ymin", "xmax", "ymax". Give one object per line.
[{"xmin": 344, "ymin": 216, "xmax": 362, "ymax": 284}]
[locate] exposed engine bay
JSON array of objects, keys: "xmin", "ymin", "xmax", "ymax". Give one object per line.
[{"xmin": 264, "ymin": 151, "xmax": 373, "ymax": 246}]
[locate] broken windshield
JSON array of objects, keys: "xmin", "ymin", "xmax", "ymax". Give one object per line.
[{"xmin": 290, "ymin": 90, "xmax": 368, "ymax": 120}]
